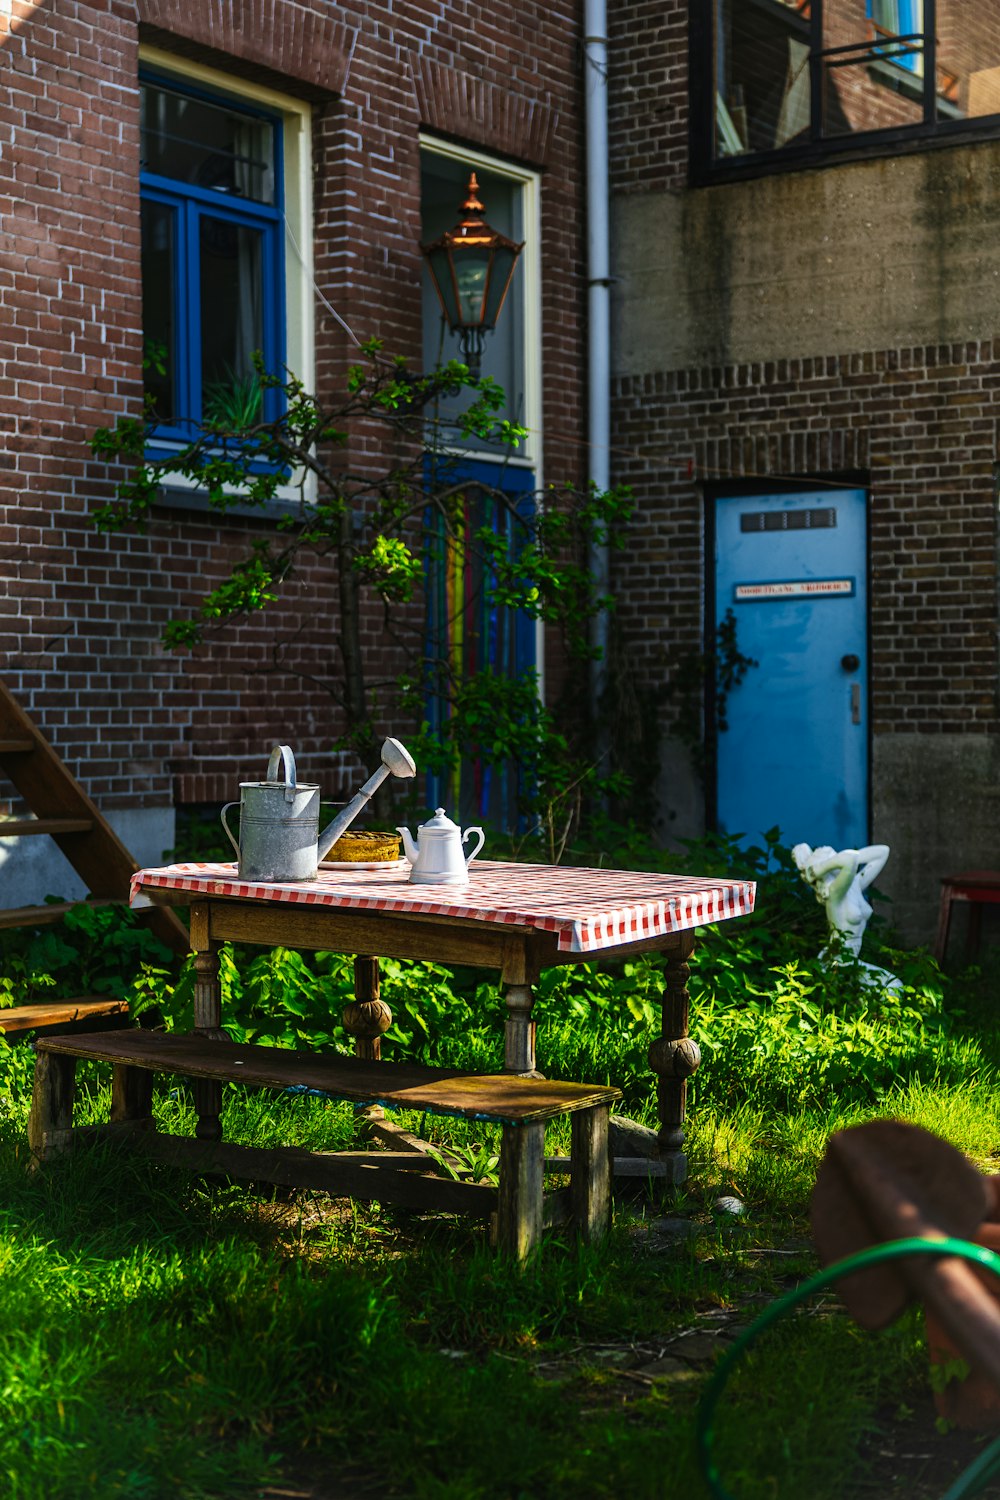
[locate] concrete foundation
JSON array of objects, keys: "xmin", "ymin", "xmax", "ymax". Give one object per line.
[{"xmin": 0, "ymin": 807, "xmax": 176, "ymax": 909}]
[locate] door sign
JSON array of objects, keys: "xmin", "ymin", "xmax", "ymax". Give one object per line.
[{"xmin": 733, "ymin": 578, "xmax": 855, "ymax": 602}]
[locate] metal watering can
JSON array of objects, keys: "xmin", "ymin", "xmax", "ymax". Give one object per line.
[{"xmin": 221, "ymin": 739, "xmax": 416, "ymax": 882}]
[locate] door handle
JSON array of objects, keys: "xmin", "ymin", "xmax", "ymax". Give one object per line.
[{"xmin": 850, "ymin": 683, "xmax": 861, "ymax": 725}]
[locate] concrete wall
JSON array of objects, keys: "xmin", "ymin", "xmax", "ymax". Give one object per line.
[
  {"xmin": 613, "ymin": 140, "xmax": 1000, "ymax": 376},
  {"xmin": 872, "ymin": 734, "xmax": 1000, "ymax": 942},
  {"xmin": 0, "ymin": 807, "xmax": 175, "ymax": 909}
]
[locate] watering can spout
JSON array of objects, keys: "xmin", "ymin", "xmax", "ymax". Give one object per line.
[{"xmin": 317, "ymin": 737, "xmax": 417, "ymax": 860}]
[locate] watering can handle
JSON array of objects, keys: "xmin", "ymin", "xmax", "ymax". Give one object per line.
[
  {"xmin": 266, "ymin": 744, "xmax": 297, "ymax": 804},
  {"xmin": 220, "ymin": 802, "xmax": 240, "ymax": 859}
]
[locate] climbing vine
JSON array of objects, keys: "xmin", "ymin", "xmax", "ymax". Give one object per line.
[{"xmin": 666, "ymin": 607, "xmax": 758, "ymax": 783}]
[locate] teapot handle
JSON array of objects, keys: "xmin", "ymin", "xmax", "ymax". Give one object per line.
[
  {"xmin": 462, "ymin": 826, "xmax": 485, "ymax": 866},
  {"xmin": 220, "ymin": 802, "xmax": 240, "ymax": 860},
  {"xmin": 266, "ymin": 743, "xmax": 297, "ymax": 804}
]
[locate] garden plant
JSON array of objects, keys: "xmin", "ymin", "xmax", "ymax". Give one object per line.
[
  {"xmin": 90, "ymin": 345, "xmax": 633, "ymax": 858},
  {"xmin": 1, "ymin": 830, "xmax": 999, "ymax": 1498}
]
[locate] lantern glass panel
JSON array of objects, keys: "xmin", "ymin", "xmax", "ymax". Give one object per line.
[
  {"xmin": 456, "ymin": 249, "xmax": 491, "ymax": 326},
  {"xmin": 483, "ymin": 244, "xmax": 518, "ymax": 328},
  {"xmin": 425, "ymin": 244, "xmax": 461, "ymax": 327}
]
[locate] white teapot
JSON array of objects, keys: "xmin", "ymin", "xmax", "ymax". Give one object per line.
[{"xmin": 396, "ymin": 808, "xmax": 485, "ymax": 885}]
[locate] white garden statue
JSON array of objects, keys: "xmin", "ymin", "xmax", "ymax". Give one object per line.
[{"xmin": 791, "ymin": 842, "xmax": 902, "ymax": 993}]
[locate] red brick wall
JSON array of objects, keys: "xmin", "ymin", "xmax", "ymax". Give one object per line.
[
  {"xmin": 608, "ymin": 0, "xmax": 689, "ymax": 194},
  {"xmin": 611, "ymin": 340, "xmax": 999, "ymax": 747},
  {"xmin": 606, "ymin": 6, "xmax": 1000, "ymax": 755},
  {"xmin": 0, "ymin": 0, "xmax": 587, "ymax": 815}
]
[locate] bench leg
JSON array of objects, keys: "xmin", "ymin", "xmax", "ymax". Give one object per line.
[
  {"xmin": 28, "ymin": 1051, "xmax": 77, "ymax": 1161},
  {"xmin": 497, "ymin": 1120, "xmax": 545, "ymax": 1262},
  {"xmin": 570, "ymin": 1104, "xmax": 612, "ymax": 1244},
  {"xmin": 111, "ymin": 1064, "xmax": 154, "ymax": 1128}
]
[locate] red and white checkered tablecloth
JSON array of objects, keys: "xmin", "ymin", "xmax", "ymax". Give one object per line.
[{"xmin": 130, "ymin": 860, "xmax": 755, "ymax": 955}]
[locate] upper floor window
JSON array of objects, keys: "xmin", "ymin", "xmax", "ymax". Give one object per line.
[
  {"xmin": 693, "ymin": 0, "xmax": 1000, "ymax": 180},
  {"xmin": 140, "ymin": 72, "xmax": 285, "ymax": 439}
]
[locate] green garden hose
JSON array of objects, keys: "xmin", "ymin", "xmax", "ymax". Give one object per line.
[{"xmin": 696, "ymin": 1236, "xmax": 1000, "ymax": 1500}]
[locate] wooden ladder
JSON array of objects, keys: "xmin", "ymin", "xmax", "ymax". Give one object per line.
[{"xmin": 0, "ymin": 677, "xmax": 188, "ymax": 955}]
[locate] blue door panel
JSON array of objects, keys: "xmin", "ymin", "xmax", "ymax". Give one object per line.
[{"xmin": 714, "ymin": 489, "xmax": 868, "ymax": 849}]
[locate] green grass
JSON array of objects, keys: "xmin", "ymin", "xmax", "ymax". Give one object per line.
[
  {"xmin": 3, "ymin": 871, "xmax": 1000, "ymax": 1498},
  {"xmin": 0, "ymin": 1060, "xmax": 998, "ymax": 1500}
]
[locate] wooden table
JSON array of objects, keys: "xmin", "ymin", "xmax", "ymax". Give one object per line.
[{"xmin": 130, "ymin": 859, "xmax": 755, "ymax": 1184}]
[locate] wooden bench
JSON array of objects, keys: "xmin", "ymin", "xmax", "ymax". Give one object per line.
[
  {"xmin": 28, "ymin": 1030, "xmax": 621, "ymax": 1261},
  {"xmin": 0, "ymin": 996, "xmax": 129, "ymax": 1040}
]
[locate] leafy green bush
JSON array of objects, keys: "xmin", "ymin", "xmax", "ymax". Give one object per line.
[
  {"xmin": 688, "ymin": 955, "xmax": 985, "ymax": 1112},
  {"xmin": 2, "ymin": 829, "xmax": 986, "ymax": 1121},
  {"xmin": 0, "ymin": 903, "xmax": 177, "ymax": 1009}
]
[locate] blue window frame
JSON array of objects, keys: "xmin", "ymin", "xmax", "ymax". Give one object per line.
[
  {"xmin": 867, "ymin": 0, "xmax": 923, "ymax": 74},
  {"xmin": 139, "ymin": 72, "xmax": 285, "ymax": 446}
]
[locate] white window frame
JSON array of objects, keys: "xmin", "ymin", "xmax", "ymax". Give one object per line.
[{"xmin": 418, "ymin": 134, "xmax": 542, "ymax": 473}]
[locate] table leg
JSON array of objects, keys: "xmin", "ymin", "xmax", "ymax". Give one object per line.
[
  {"xmin": 344, "ymin": 957, "xmax": 392, "ymax": 1061},
  {"xmin": 191, "ymin": 910, "xmax": 224, "ymax": 1142},
  {"xmin": 648, "ymin": 935, "xmax": 700, "ymax": 1185},
  {"xmin": 934, "ymin": 884, "xmax": 954, "ymax": 964},
  {"xmin": 501, "ymin": 942, "xmax": 542, "ymax": 1077},
  {"xmin": 504, "ymin": 982, "xmax": 539, "ymax": 1075}
]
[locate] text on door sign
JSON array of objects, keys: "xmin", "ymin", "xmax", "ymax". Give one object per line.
[{"xmin": 734, "ymin": 578, "xmax": 855, "ymax": 602}]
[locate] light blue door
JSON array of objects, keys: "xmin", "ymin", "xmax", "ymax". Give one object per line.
[{"xmin": 714, "ymin": 488, "xmax": 868, "ymax": 849}]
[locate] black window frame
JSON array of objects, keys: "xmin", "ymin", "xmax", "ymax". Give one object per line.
[{"xmin": 690, "ymin": 0, "xmax": 1000, "ymax": 185}]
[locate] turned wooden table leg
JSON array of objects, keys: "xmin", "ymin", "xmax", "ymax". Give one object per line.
[
  {"xmin": 502, "ymin": 941, "xmax": 541, "ymax": 1076},
  {"xmin": 28, "ymin": 1051, "xmax": 77, "ymax": 1161},
  {"xmin": 344, "ymin": 956, "xmax": 392, "ymax": 1061},
  {"xmin": 570, "ymin": 1104, "xmax": 612, "ymax": 1243},
  {"xmin": 503, "ymin": 983, "xmax": 538, "ymax": 1075},
  {"xmin": 191, "ymin": 903, "xmax": 223, "ymax": 1143},
  {"xmin": 648, "ymin": 934, "xmax": 700, "ymax": 1185},
  {"xmin": 497, "ymin": 1120, "xmax": 545, "ymax": 1262}
]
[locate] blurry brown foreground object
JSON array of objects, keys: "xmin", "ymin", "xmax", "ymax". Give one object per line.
[{"xmin": 812, "ymin": 1120, "xmax": 1000, "ymax": 1429}]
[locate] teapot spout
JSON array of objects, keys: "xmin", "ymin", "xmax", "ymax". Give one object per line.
[{"xmin": 397, "ymin": 826, "xmax": 418, "ymax": 865}]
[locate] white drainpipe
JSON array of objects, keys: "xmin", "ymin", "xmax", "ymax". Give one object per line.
[{"xmin": 585, "ymin": 0, "xmax": 611, "ymax": 729}]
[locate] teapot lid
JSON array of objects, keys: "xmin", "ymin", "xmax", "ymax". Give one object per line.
[{"xmin": 420, "ymin": 807, "xmax": 459, "ymax": 834}]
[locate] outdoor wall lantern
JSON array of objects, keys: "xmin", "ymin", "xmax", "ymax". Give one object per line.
[{"xmin": 420, "ymin": 172, "xmax": 524, "ymax": 377}]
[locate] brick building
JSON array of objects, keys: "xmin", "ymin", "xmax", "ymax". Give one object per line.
[
  {"xmin": 0, "ymin": 0, "xmax": 588, "ymax": 905},
  {"xmin": 608, "ymin": 0, "xmax": 1000, "ymax": 939}
]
